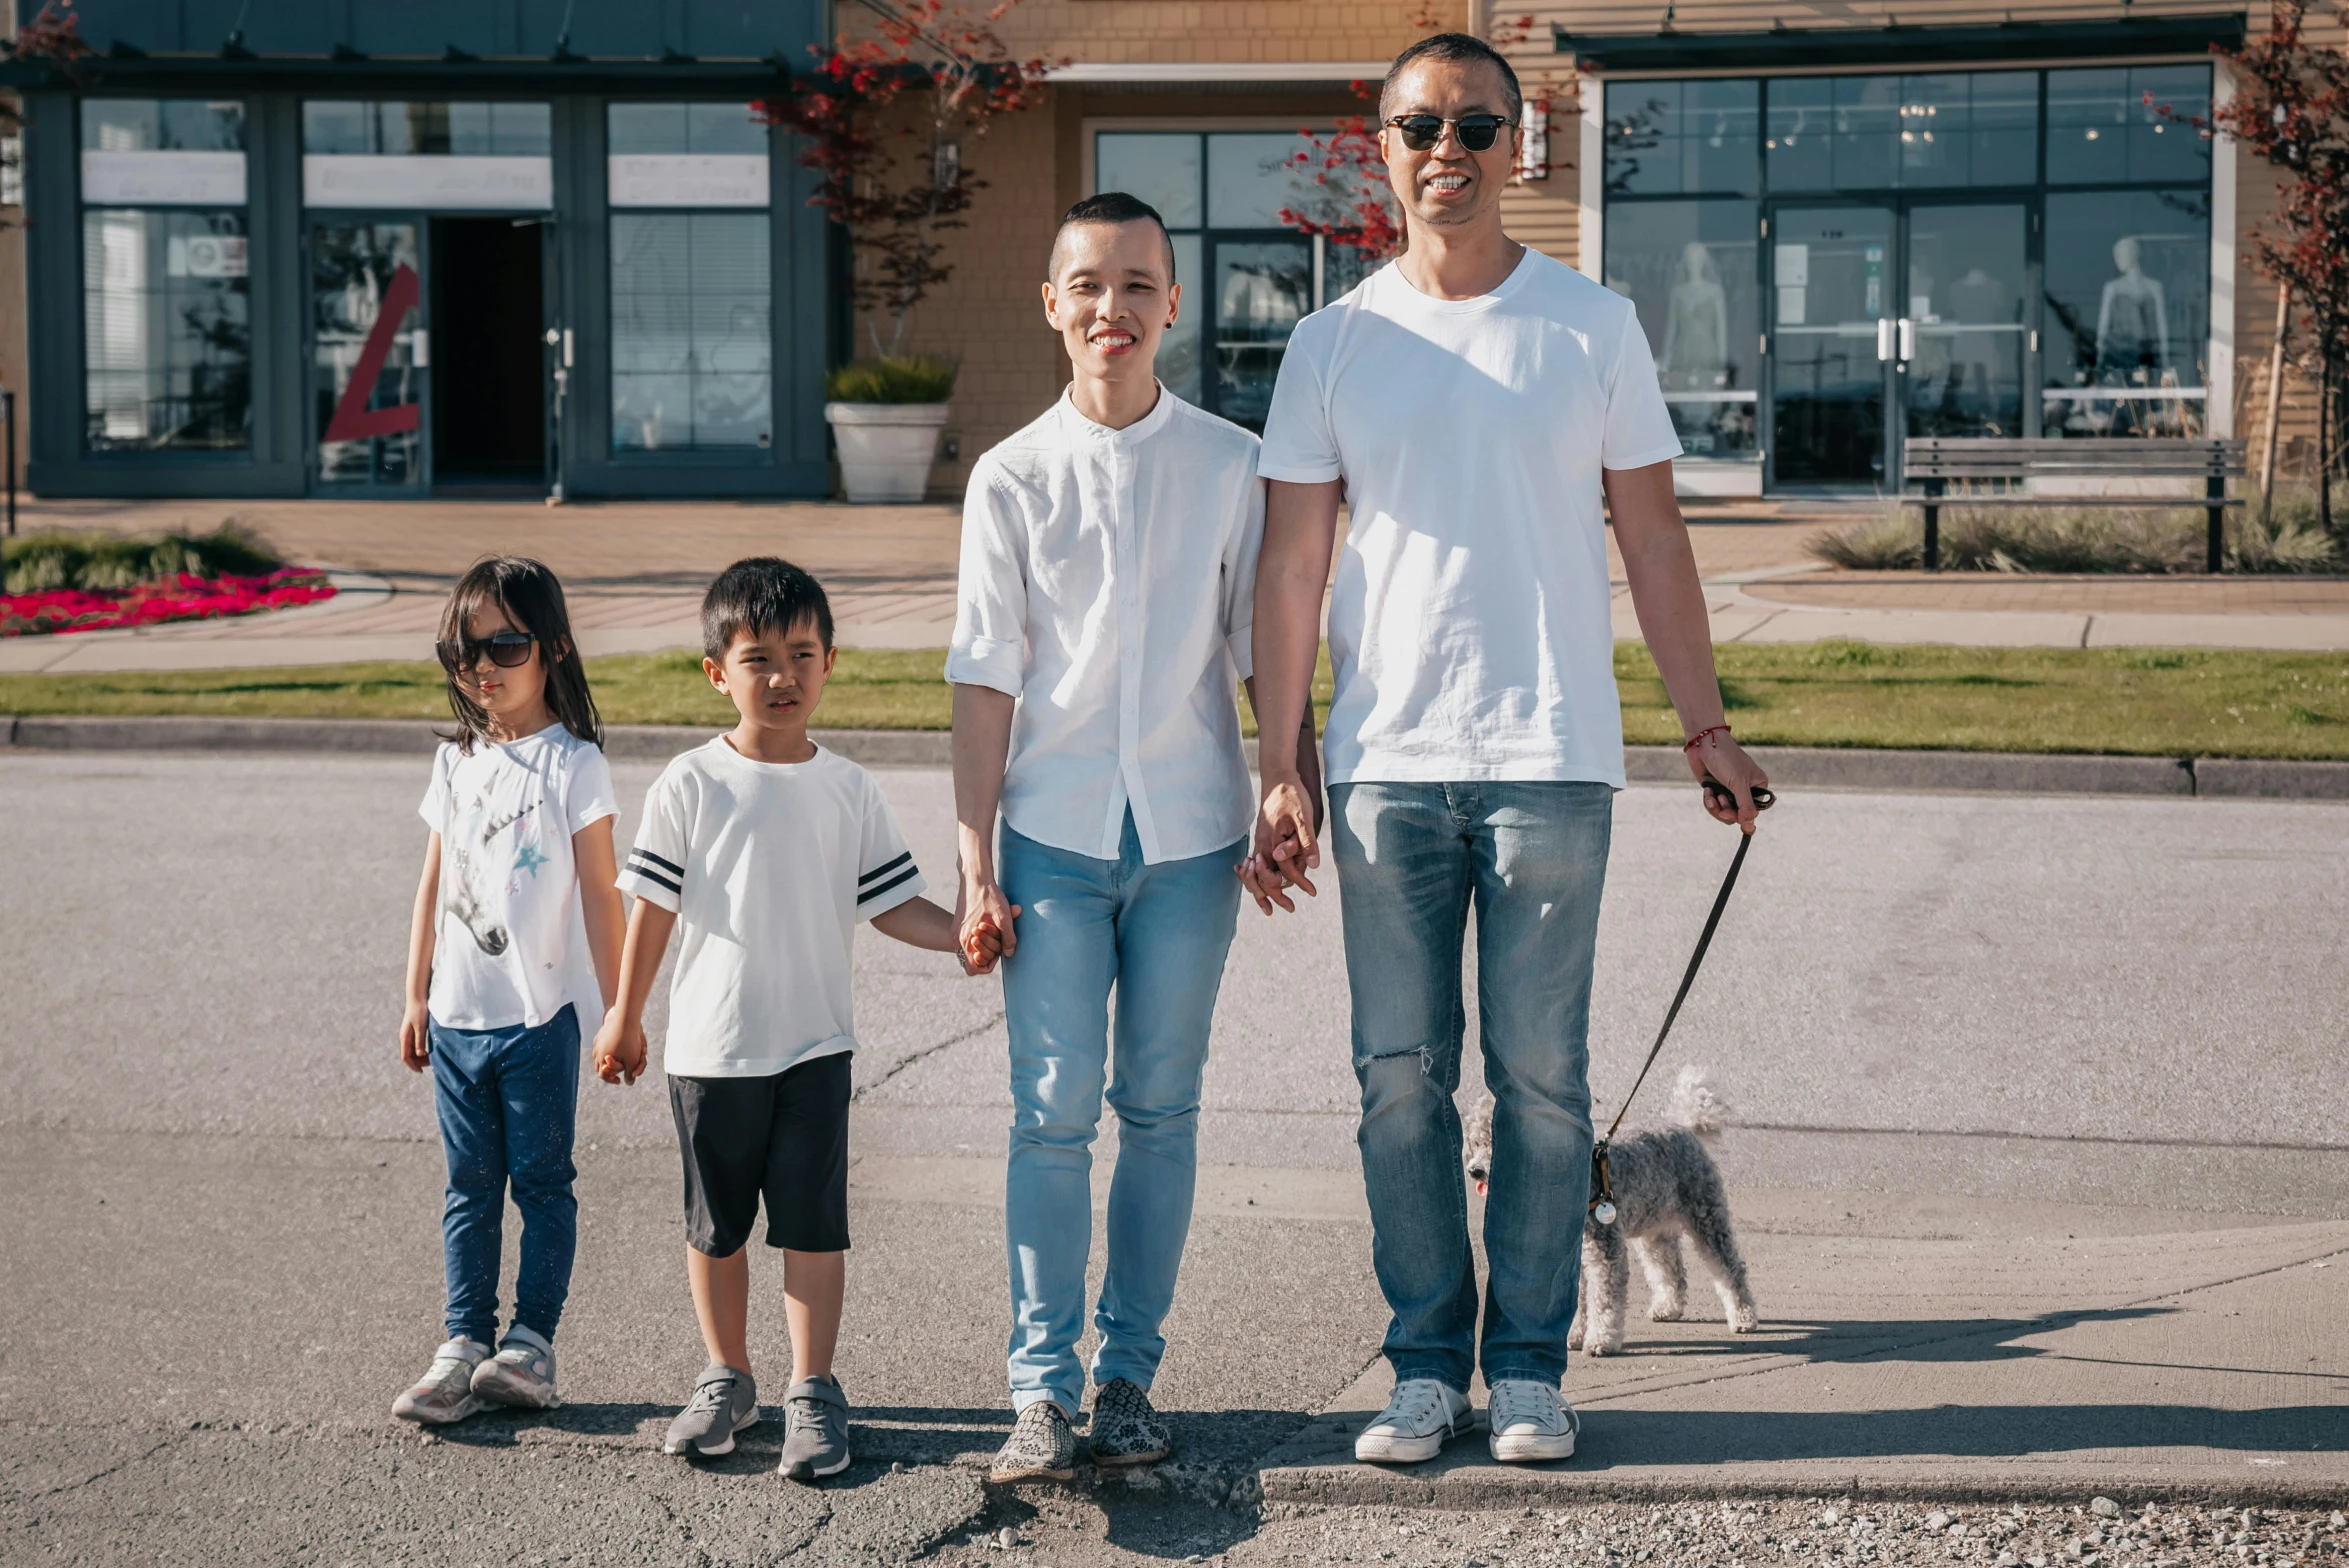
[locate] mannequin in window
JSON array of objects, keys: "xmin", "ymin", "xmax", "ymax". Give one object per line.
[
  {"xmin": 2095, "ymin": 235, "xmax": 2168, "ymax": 383},
  {"xmin": 1658, "ymin": 241, "xmax": 1728, "ymax": 391}
]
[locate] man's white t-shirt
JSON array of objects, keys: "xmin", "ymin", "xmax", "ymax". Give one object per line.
[
  {"xmin": 418, "ymin": 724, "xmax": 619, "ymax": 1031},
  {"xmin": 615, "ymin": 739, "xmax": 926, "ymax": 1079},
  {"xmin": 1257, "ymin": 248, "xmax": 1682, "ymax": 787}
]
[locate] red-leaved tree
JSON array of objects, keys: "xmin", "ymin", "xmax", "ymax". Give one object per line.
[
  {"xmin": 1276, "ymin": 14, "xmax": 1559, "ymax": 266},
  {"xmin": 2190, "ymin": 1, "xmax": 2349, "ymax": 532},
  {"xmin": 758, "ymin": 0, "xmax": 1051, "ymax": 361}
]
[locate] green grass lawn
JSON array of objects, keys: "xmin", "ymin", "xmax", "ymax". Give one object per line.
[{"xmin": 3, "ymin": 641, "xmax": 2346, "ymax": 759}]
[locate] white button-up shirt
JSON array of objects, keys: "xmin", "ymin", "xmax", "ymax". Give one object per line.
[{"xmin": 948, "ymin": 386, "xmax": 1264, "ymax": 865}]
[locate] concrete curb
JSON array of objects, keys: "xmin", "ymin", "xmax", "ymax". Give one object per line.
[{"xmin": 4, "ymin": 715, "xmax": 2346, "ymax": 799}]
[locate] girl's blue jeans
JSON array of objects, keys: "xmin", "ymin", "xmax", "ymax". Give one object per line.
[
  {"xmin": 429, "ymin": 1002, "xmax": 580, "ymax": 1346},
  {"xmin": 997, "ymin": 814, "xmax": 1244, "ymax": 1415},
  {"xmin": 1327, "ymin": 780, "xmax": 1613, "ymax": 1395}
]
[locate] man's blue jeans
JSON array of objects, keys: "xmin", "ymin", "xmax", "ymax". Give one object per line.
[
  {"xmin": 1328, "ymin": 781, "xmax": 1613, "ymax": 1393},
  {"xmin": 998, "ymin": 814, "xmax": 1243, "ymax": 1414},
  {"xmin": 430, "ymin": 1003, "xmax": 581, "ymax": 1346}
]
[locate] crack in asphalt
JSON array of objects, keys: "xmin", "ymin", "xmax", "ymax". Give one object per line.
[{"xmin": 851, "ymin": 1012, "xmax": 1006, "ymax": 1105}]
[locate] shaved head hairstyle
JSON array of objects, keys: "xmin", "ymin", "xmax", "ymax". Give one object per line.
[{"xmin": 1047, "ymin": 191, "xmax": 1179, "ymax": 283}]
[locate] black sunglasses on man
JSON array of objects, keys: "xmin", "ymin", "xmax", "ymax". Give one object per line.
[{"xmin": 1383, "ymin": 112, "xmax": 1515, "ymax": 153}]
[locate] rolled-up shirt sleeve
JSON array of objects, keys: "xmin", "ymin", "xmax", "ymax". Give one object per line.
[
  {"xmin": 1221, "ymin": 459, "xmax": 1266, "ymax": 681},
  {"xmin": 945, "ymin": 461, "xmax": 1029, "ymax": 697}
]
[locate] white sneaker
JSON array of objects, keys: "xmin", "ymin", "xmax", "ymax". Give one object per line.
[
  {"xmin": 471, "ymin": 1325, "xmax": 560, "ymax": 1410},
  {"xmin": 1354, "ymin": 1377, "xmax": 1472, "ymax": 1464},
  {"xmin": 391, "ymin": 1338, "xmax": 492, "ymax": 1425},
  {"xmin": 1486, "ymin": 1379, "xmax": 1579, "ymax": 1462}
]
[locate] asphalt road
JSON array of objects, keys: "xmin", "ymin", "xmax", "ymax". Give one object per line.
[{"xmin": 3, "ymin": 751, "xmax": 2345, "ymax": 1564}]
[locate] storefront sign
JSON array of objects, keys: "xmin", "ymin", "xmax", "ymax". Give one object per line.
[
  {"xmin": 82, "ymin": 150, "xmax": 248, "ymax": 206},
  {"xmin": 302, "ymin": 155, "xmax": 552, "ymax": 210},
  {"xmin": 605, "ymin": 154, "xmax": 770, "ymax": 208}
]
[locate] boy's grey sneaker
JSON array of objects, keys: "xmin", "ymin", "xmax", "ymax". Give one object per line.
[
  {"xmin": 391, "ymin": 1337, "xmax": 492, "ymax": 1425},
  {"xmin": 1486, "ymin": 1379, "xmax": 1579, "ymax": 1463},
  {"xmin": 777, "ymin": 1375, "xmax": 852, "ymax": 1481},
  {"xmin": 988, "ymin": 1400, "xmax": 1077, "ymax": 1483},
  {"xmin": 663, "ymin": 1364, "xmax": 759, "ymax": 1457},
  {"xmin": 470, "ymin": 1325, "xmax": 559, "ymax": 1410},
  {"xmin": 1086, "ymin": 1378, "xmax": 1170, "ymax": 1466},
  {"xmin": 1354, "ymin": 1377, "xmax": 1472, "ymax": 1464}
]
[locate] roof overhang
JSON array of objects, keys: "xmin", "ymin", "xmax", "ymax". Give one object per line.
[
  {"xmin": 0, "ymin": 52, "xmax": 797, "ymax": 93},
  {"xmin": 1045, "ymin": 61, "xmax": 1390, "ymax": 85},
  {"xmin": 1557, "ymin": 11, "xmax": 2247, "ymax": 73}
]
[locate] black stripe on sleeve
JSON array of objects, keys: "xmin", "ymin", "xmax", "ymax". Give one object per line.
[
  {"xmin": 625, "ymin": 859, "xmax": 683, "ymax": 895},
  {"xmin": 857, "ymin": 850, "xmax": 913, "ymax": 887},
  {"xmin": 856, "ymin": 865, "xmax": 919, "ymax": 905},
  {"xmin": 630, "ymin": 846, "xmax": 685, "ymax": 878}
]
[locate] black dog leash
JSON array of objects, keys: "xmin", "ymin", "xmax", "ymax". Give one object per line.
[{"xmin": 1588, "ymin": 781, "xmax": 1770, "ymax": 1223}]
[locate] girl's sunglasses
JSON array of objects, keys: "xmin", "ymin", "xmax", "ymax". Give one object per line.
[
  {"xmin": 437, "ymin": 630, "xmax": 537, "ymax": 671},
  {"xmin": 1384, "ymin": 113, "xmax": 1514, "ymax": 153}
]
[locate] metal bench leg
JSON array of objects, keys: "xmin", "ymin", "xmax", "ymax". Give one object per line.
[
  {"xmin": 1923, "ymin": 484, "xmax": 1942, "ymax": 572},
  {"xmin": 2207, "ymin": 475, "xmax": 2225, "ymax": 574}
]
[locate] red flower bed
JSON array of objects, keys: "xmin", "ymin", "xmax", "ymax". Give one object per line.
[{"xmin": 1, "ymin": 568, "xmax": 337, "ymax": 637}]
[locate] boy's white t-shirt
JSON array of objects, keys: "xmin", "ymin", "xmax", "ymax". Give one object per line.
[
  {"xmin": 616, "ymin": 738, "xmax": 926, "ymax": 1079},
  {"xmin": 1256, "ymin": 248, "xmax": 1683, "ymax": 787},
  {"xmin": 418, "ymin": 723, "xmax": 619, "ymax": 1032}
]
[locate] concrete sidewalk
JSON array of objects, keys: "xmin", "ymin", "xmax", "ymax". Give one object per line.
[{"xmin": 8, "ymin": 496, "xmax": 2348, "ymax": 671}]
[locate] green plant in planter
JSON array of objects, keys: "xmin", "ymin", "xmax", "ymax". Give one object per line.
[{"xmin": 825, "ymin": 356, "xmax": 959, "ymax": 405}]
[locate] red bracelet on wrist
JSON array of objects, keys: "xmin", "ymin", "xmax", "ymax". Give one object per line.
[{"xmin": 1682, "ymin": 724, "xmax": 1731, "ymax": 753}]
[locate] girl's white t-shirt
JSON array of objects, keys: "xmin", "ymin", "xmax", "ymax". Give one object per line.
[
  {"xmin": 418, "ymin": 723, "xmax": 619, "ymax": 1032},
  {"xmin": 1257, "ymin": 249, "xmax": 1684, "ymax": 788}
]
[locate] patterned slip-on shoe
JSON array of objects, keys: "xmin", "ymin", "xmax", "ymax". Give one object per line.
[
  {"xmin": 988, "ymin": 1400, "xmax": 1078, "ymax": 1483},
  {"xmin": 1086, "ymin": 1377, "xmax": 1171, "ymax": 1466}
]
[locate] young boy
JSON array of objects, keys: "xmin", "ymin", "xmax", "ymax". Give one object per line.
[
  {"xmin": 948, "ymin": 192, "xmax": 1320, "ymax": 1480},
  {"xmin": 594, "ymin": 557, "xmax": 986, "ymax": 1481}
]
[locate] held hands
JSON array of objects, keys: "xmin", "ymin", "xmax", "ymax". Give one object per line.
[
  {"xmin": 398, "ymin": 1000, "xmax": 431, "ymax": 1073},
  {"xmin": 1241, "ymin": 771, "xmax": 1321, "ymax": 916},
  {"xmin": 956, "ymin": 876, "xmax": 1020, "ymax": 976},
  {"xmin": 592, "ymin": 1013, "xmax": 648, "ymax": 1086},
  {"xmin": 1685, "ymin": 726, "xmax": 1773, "ymax": 833}
]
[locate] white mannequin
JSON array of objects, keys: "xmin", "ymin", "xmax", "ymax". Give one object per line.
[
  {"xmin": 2095, "ymin": 235, "xmax": 2169, "ymax": 378},
  {"xmin": 1658, "ymin": 241, "xmax": 1727, "ymax": 388}
]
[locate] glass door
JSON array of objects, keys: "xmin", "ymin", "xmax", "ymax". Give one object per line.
[
  {"xmin": 311, "ymin": 218, "xmax": 427, "ymax": 489},
  {"xmin": 1902, "ymin": 202, "xmax": 2030, "ymax": 443},
  {"xmin": 1768, "ymin": 205, "xmax": 1894, "ymax": 488},
  {"xmin": 1208, "ymin": 235, "xmax": 1312, "ymax": 431}
]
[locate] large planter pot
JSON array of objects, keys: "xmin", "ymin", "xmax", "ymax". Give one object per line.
[{"xmin": 825, "ymin": 401, "xmax": 950, "ymax": 503}]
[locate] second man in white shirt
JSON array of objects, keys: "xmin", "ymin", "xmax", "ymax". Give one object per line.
[{"xmin": 948, "ymin": 192, "xmax": 1321, "ymax": 1482}]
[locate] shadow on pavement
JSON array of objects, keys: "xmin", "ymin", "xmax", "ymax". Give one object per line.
[
  {"xmin": 1564, "ymin": 1403, "xmax": 2348, "ymax": 1467},
  {"xmin": 1600, "ymin": 1307, "xmax": 2175, "ymax": 1365}
]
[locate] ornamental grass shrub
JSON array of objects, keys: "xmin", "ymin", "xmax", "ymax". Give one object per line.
[
  {"xmin": 824, "ymin": 356, "xmax": 958, "ymax": 404},
  {"xmin": 1806, "ymin": 492, "xmax": 2340, "ymax": 574},
  {"xmin": 2, "ymin": 522, "xmax": 283, "ymax": 594}
]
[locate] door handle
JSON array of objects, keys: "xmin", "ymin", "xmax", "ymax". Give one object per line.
[
  {"xmin": 1898, "ymin": 318, "xmax": 1916, "ymax": 361},
  {"xmin": 410, "ymin": 327, "xmax": 430, "ymax": 368},
  {"xmin": 1877, "ymin": 319, "xmax": 1895, "ymax": 362}
]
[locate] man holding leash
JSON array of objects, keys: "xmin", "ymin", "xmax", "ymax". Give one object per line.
[{"xmin": 1246, "ymin": 33, "xmax": 1770, "ymax": 1466}]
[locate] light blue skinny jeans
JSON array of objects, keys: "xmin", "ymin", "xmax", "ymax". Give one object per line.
[
  {"xmin": 998, "ymin": 812, "xmax": 1244, "ymax": 1415},
  {"xmin": 1327, "ymin": 781, "xmax": 1613, "ymax": 1394}
]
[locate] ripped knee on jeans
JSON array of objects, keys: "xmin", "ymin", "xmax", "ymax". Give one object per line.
[{"xmin": 1353, "ymin": 1041, "xmax": 1457, "ymax": 1092}]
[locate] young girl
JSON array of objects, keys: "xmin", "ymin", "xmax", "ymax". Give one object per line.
[{"xmin": 392, "ymin": 556, "xmax": 625, "ymax": 1424}]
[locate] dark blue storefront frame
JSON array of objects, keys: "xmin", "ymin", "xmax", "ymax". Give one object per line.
[{"xmin": 10, "ymin": 48, "xmax": 833, "ymax": 500}]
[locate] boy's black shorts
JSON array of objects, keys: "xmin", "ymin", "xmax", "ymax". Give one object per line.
[{"xmin": 667, "ymin": 1052, "xmax": 851, "ymax": 1256}]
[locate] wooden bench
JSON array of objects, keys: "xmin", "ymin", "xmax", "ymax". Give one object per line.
[{"xmin": 1900, "ymin": 437, "xmax": 2248, "ymax": 572}]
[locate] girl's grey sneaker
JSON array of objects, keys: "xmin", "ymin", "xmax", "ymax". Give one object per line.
[
  {"xmin": 391, "ymin": 1337, "xmax": 492, "ymax": 1425},
  {"xmin": 778, "ymin": 1375, "xmax": 852, "ymax": 1481},
  {"xmin": 988, "ymin": 1400, "xmax": 1077, "ymax": 1483},
  {"xmin": 1486, "ymin": 1379, "xmax": 1579, "ymax": 1463},
  {"xmin": 664, "ymin": 1364, "xmax": 759, "ymax": 1457},
  {"xmin": 1086, "ymin": 1378, "xmax": 1170, "ymax": 1466},
  {"xmin": 1354, "ymin": 1377, "xmax": 1472, "ymax": 1464},
  {"xmin": 471, "ymin": 1326, "xmax": 559, "ymax": 1410}
]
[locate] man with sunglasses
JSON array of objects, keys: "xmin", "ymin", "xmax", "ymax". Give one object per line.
[{"xmin": 1248, "ymin": 33, "xmax": 1770, "ymax": 1467}]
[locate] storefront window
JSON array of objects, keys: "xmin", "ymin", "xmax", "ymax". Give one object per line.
[
  {"xmin": 303, "ymin": 101, "xmax": 550, "ymax": 156},
  {"xmin": 2043, "ymin": 189, "xmax": 2209, "ymax": 437},
  {"xmin": 2046, "ymin": 66, "xmax": 2210, "ymax": 185},
  {"xmin": 80, "ymin": 99, "xmax": 251, "ymax": 455},
  {"xmin": 1605, "ymin": 79, "xmax": 1759, "ymax": 196},
  {"xmin": 610, "ymin": 212, "xmax": 772, "ymax": 452},
  {"xmin": 1093, "ymin": 129, "xmax": 1374, "ymax": 428},
  {"xmin": 1604, "ymin": 199, "xmax": 1759, "ymax": 458},
  {"xmin": 1766, "ymin": 73, "xmax": 2036, "ymax": 191},
  {"xmin": 312, "ymin": 221, "xmax": 423, "ymax": 486}
]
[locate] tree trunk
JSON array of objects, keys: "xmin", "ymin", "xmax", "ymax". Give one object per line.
[
  {"xmin": 2322, "ymin": 343, "xmax": 2336, "ymax": 538},
  {"xmin": 2259, "ymin": 285, "xmax": 2290, "ymax": 525}
]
